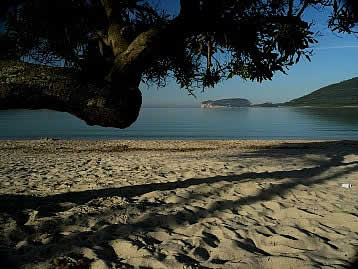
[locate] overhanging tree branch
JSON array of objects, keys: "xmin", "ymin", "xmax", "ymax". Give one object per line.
[
  {"xmin": 0, "ymin": 60, "xmax": 141, "ymax": 128},
  {"xmin": 0, "ymin": 0, "xmax": 355, "ymax": 128}
]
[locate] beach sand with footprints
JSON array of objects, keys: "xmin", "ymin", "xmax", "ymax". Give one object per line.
[{"xmin": 0, "ymin": 139, "xmax": 357, "ymax": 268}]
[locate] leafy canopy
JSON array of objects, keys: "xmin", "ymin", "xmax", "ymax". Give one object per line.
[{"xmin": 0, "ymin": 0, "xmax": 357, "ymax": 92}]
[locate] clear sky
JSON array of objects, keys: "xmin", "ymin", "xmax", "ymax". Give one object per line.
[{"xmin": 142, "ymin": 1, "xmax": 358, "ymax": 107}]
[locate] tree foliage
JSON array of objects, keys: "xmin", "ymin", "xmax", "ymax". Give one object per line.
[
  {"xmin": 0, "ymin": 0, "xmax": 354, "ymax": 89},
  {"xmin": 0, "ymin": 0, "xmax": 357, "ymax": 127},
  {"xmin": 329, "ymin": 0, "xmax": 358, "ymax": 32}
]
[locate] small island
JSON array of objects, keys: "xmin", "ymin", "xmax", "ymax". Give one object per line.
[
  {"xmin": 201, "ymin": 98, "xmax": 279, "ymax": 108},
  {"xmin": 201, "ymin": 98, "xmax": 251, "ymax": 108}
]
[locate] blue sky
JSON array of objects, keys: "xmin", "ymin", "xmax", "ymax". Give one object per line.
[{"xmin": 142, "ymin": 1, "xmax": 358, "ymax": 107}]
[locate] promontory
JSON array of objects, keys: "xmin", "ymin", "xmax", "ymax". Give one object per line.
[{"xmin": 201, "ymin": 98, "xmax": 251, "ymax": 108}]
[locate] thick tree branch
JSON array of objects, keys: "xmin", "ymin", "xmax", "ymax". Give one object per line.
[
  {"xmin": 100, "ymin": 0, "xmax": 131, "ymax": 57},
  {"xmin": 288, "ymin": 0, "xmax": 294, "ymax": 16},
  {"xmin": 179, "ymin": 0, "xmax": 201, "ymax": 20},
  {"xmin": 108, "ymin": 25, "xmax": 171, "ymax": 84},
  {"xmin": 0, "ymin": 60, "xmax": 141, "ymax": 128},
  {"xmin": 100, "ymin": 0, "xmax": 113, "ymax": 19},
  {"xmin": 107, "ymin": 24, "xmax": 130, "ymax": 57},
  {"xmin": 297, "ymin": 1, "xmax": 310, "ymax": 17}
]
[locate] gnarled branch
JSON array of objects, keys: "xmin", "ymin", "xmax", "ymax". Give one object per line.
[{"xmin": 0, "ymin": 60, "xmax": 141, "ymax": 128}]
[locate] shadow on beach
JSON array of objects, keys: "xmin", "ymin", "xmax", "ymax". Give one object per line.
[{"xmin": 1, "ymin": 140, "xmax": 358, "ymax": 268}]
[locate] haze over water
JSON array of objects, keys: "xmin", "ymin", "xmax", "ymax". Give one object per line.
[{"xmin": 1, "ymin": 107, "xmax": 358, "ymax": 140}]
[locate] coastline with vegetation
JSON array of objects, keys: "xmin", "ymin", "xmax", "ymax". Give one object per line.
[
  {"xmin": 201, "ymin": 77, "xmax": 358, "ymax": 109},
  {"xmin": 1, "ymin": 139, "xmax": 357, "ymax": 268},
  {"xmin": 283, "ymin": 77, "xmax": 358, "ymax": 107}
]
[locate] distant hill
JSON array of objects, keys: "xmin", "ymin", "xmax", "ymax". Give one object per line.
[
  {"xmin": 284, "ymin": 77, "xmax": 358, "ymax": 107},
  {"xmin": 251, "ymin": 102, "xmax": 279, "ymax": 107},
  {"xmin": 201, "ymin": 98, "xmax": 251, "ymax": 108}
]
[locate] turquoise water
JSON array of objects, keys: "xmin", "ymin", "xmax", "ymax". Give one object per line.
[{"xmin": 0, "ymin": 107, "xmax": 358, "ymax": 140}]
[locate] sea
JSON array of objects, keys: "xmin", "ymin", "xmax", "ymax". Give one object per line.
[{"xmin": 0, "ymin": 107, "xmax": 358, "ymax": 140}]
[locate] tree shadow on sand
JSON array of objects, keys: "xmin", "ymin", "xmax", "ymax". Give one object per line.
[{"xmin": 1, "ymin": 140, "xmax": 358, "ymax": 268}]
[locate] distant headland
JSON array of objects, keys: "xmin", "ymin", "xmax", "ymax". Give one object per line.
[
  {"xmin": 201, "ymin": 98, "xmax": 251, "ymax": 108},
  {"xmin": 200, "ymin": 98, "xmax": 278, "ymax": 108},
  {"xmin": 283, "ymin": 77, "xmax": 358, "ymax": 107},
  {"xmin": 201, "ymin": 77, "xmax": 358, "ymax": 108}
]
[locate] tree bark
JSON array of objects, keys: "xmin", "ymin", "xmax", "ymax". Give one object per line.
[
  {"xmin": 0, "ymin": 1, "xmax": 188, "ymax": 129},
  {"xmin": 0, "ymin": 60, "xmax": 141, "ymax": 128},
  {"xmin": 0, "ymin": 16, "xmax": 183, "ymax": 128}
]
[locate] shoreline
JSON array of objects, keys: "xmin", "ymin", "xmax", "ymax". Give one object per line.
[{"xmin": 1, "ymin": 139, "xmax": 357, "ymax": 268}]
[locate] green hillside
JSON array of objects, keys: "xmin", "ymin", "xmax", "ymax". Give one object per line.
[{"xmin": 284, "ymin": 77, "xmax": 358, "ymax": 107}]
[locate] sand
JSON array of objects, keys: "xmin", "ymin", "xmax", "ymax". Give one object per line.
[{"xmin": 0, "ymin": 139, "xmax": 357, "ymax": 269}]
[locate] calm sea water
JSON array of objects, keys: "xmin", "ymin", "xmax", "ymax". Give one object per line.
[{"xmin": 0, "ymin": 107, "xmax": 358, "ymax": 140}]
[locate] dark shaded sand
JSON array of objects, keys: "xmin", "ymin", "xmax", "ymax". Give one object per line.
[{"xmin": 0, "ymin": 140, "xmax": 357, "ymax": 268}]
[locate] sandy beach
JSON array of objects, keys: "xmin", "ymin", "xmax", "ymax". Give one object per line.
[{"xmin": 0, "ymin": 139, "xmax": 357, "ymax": 269}]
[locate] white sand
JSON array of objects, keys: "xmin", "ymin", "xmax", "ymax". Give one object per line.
[{"xmin": 0, "ymin": 139, "xmax": 357, "ymax": 269}]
